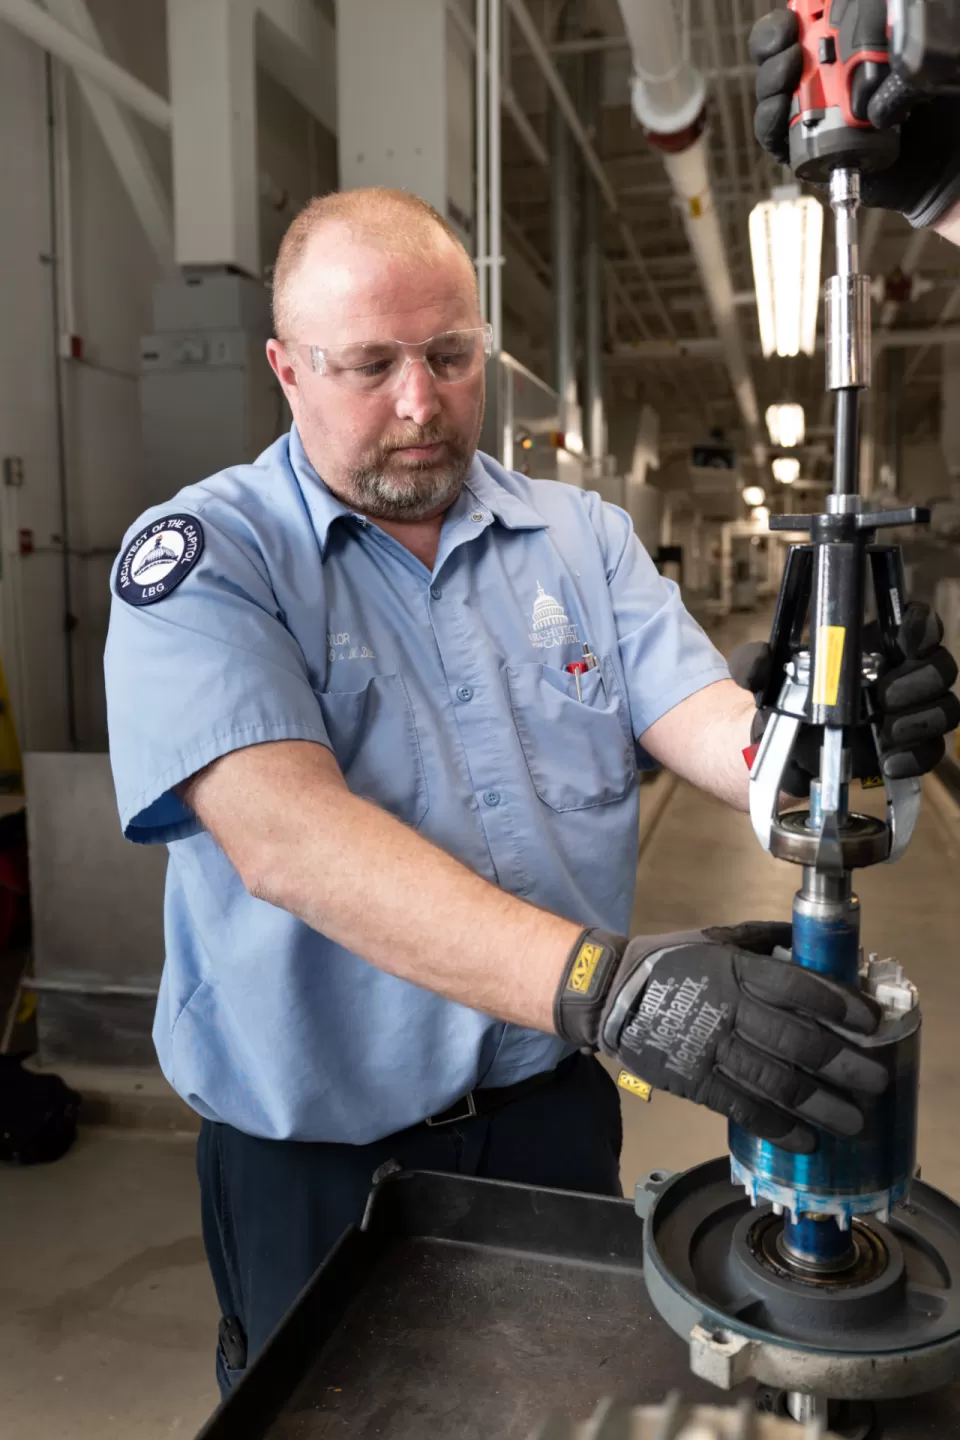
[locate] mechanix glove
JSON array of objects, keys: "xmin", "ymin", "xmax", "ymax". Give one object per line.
[
  {"xmin": 729, "ymin": 601, "xmax": 960, "ymax": 796},
  {"xmin": 555, "ymin": 922, "xmax": 886, "ymax": 1154}
]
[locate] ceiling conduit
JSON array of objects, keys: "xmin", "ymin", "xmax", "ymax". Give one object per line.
[{"xmin": 617, "ymin": 0, "xmax": 765, "ymax": 465}]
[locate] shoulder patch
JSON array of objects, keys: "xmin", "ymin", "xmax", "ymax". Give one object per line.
[{"xmin": 115, "ymin": 514, "xmax": 204, "ymax": 607}]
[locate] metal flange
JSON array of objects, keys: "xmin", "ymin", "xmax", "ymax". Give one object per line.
[{"xmin": 636, "ymin": 1159, "xmax": 960, "ymax": 1400}]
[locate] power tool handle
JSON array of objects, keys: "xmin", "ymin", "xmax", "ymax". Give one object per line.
[{"xmin": 789, "ymin": 0, "xmax": 892, "ymax": 130}]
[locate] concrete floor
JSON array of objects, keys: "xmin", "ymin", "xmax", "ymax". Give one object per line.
[{"xmin": 4, "ymin": 653, "xmax": 960, "ymax": 1436}]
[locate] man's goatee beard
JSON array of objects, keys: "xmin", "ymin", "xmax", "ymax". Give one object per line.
[{"xmin": 348, "ymin": 437, "xmax": 474, "ymax": 521}]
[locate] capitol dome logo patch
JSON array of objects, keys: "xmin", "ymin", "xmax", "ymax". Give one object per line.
[
  {"xmin": 529, "ymin": 582, "xmax": 578, "ymax": 650},
  {"xmin": 115, "ymin": 514, "xmax": 204, "ymax": 607}
]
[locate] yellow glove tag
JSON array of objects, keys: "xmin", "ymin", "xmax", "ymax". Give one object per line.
[
  {"xmin": 617, "ymin": 1069, "xmax": 652, "ymax": 1102},
  {"xmin": 567, "ymin": 941, "xmax": 603, "ymax": 995}
]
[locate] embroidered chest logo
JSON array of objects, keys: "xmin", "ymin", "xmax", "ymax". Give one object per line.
[
  {"xmin": 327, "ymin": 630, "xmax": 376, "ymax": 663},
  {"xmin": 529, "ymin": 582, "xmax": 579, "ymax": 650}
]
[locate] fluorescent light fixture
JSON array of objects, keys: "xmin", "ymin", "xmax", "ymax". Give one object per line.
[
  {"xmin": 766, "ymin": 402, "xmax": 805, "ymax": 448},
  {"xmin": 742, "ymin": 484, "xmax": 766, "ymax": 506},
  {"xmin": 749, "ymin": 187, "xmax": 824, "ymax": 358},
  {"xmin": 773, "ymin": 456, "xmax": 801, "ymax": 484}
]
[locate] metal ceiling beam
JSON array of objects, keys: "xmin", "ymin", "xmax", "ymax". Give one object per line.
[
  {"xmin": 0, "ymin": 0, "xmax": 171, "ymax": 126},
  {"xmin": 24, "ymin": 0, "xmax": 175, "ymax": 272},
  {"xmin": 256, "ymin": 0, "xmax": 336, "ymax": 134}
]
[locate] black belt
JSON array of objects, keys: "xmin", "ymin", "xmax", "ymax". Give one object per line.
[{"xmin": 425, "ymin": 1051, "xmax": 579, "ymax": 1128}]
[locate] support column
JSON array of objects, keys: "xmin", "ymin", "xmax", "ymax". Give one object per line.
[
  {"xmin": 550, "ymin": 73, "xmax": 578, "ymax": 437},
  {"xmin": 167, "ymin": 0, "xmax": 259, "ymax": 276},
  {"xmin": 337, "ymin": 0, "xmax": 473, "ymax": 244}
]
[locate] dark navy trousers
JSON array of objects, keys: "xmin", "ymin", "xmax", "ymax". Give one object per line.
[{"xmin": 196, "ymin": 1053, "xmax": 623, "ymax": 1395}]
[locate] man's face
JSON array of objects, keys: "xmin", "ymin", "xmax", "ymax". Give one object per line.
[{"xmin": 267, "ymin": 230, "xmax": 486, "ymax": 522}]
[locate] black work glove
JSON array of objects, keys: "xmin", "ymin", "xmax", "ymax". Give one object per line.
[
  {"xmin": 750, "ymin": 7, "xmax": 960, "ymax": 228},
  {"xmin": 730, "ymin": 601, "xmax": 960, "ymax": 794},
  {"xmin": 555, "ymin": 922, "xmax": 885, "ymax": 1154}
]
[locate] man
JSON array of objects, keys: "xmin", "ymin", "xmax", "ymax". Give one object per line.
[{"xmin": 105, "ymin": 31, "xmax": 960, "ymax": 1391}]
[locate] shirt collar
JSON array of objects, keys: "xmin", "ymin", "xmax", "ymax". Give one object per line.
[
  {"xmin": 464, "ymin": 452, "xmax": 550, "ymax": 531},
  {"xmin": 287, "ymin": 428, "xmax": 548, "ymax": 551},
  {"xmin": 287, "ymin": 425, "xmax": 355, "ymax": 554}
]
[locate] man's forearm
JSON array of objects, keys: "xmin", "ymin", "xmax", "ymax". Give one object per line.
[
  {"xmin": 933, "ymin": 198, "xmax": 960, "ymax": 248},
  {"xmin": 639, "ymin": 678, "xmax": 755, "ymax": 811},
  {"xmin": 182, "ymin": 741, "xmax": 578, "ymax": 1031}
]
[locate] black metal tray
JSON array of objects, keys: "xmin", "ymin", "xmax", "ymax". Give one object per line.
[{"xmin": 196, "ymin": 1170, "xmax": 960, "ymax": 1439}]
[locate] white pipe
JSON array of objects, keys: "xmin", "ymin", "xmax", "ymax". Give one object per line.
[
  {"xmin": 488, "ymin": 0, "xmax": 502, "ymax": 352},
  {"xmin": 475, "ymin": 0, "xmax": 488, "ymax": 322},
  {"xmin": 0, "ymin": 0, "xmax": 171, "ymax": 129},
  {"xmin": 620, "ymin": 0, "xmax": 704, "ymax": 135},
  {"xmin": 616, "ymin": 0, "xmax": 763, "ymax": 462}
]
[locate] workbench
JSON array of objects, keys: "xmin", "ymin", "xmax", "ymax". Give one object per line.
[{"xmin": 195, "ymin": 1170, "xmax": 960, "ymax": 1440}]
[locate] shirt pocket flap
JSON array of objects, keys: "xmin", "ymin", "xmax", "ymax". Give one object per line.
[{"xmin": 506, "ymin": 658, "xmax": 635, "ymax": 813}]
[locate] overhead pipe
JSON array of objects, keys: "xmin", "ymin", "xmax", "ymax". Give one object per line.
[
  {"xmin": 582, "ymin": 48, "xmax": 606, "ymax": 467},
  {"xmin": 616, "ymin": 0, "xmax": 765, "ymax": 465}
]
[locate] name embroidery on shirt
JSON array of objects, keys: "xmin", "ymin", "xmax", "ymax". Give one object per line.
[
  {"xmin": 327, "ymin": 630, "xmax": 376, "ymax": 663},
  {"xmin": 529, "ymin": 582, "xmax": 579, "ymax": 650}
]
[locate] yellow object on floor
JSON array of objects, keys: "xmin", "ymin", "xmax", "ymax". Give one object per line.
[{"xmin": 0, "ymin": 652, "xmax": 23, "ymax": 795}]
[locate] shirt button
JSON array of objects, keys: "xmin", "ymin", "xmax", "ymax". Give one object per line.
[
  {"xmin": 470, "ymin": 511, "xmax": 485, "ymax": 523},
  {"xmin": 430, "ymin": 584, "xmax": 442, "ymax": 600},
  {"xmin": 483, "ymin": 790, "xmax": 501, "ymax": 807},
  {"xmin": 456, "ymin": 685, "xmax": 474, "ymax": 703}
]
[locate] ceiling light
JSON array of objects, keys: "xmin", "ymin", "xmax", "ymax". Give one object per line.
[
  {"xmin": 749, "ymin": 186, "xmax": 823, "ymax": 358},
  {"xmin": 742, "ymin": 484, "xmax": 766, "ymax": 506},
  {"xmin": 773, "ymin": 457, "xmax": 800, "ymax": 484},
  {"xmin": 766, "ymin": 402, "xmax": 805, "ymax": 448},
  {"xmin": 752, "ymin": 505, "xmax": 770, "ymax": 523}
]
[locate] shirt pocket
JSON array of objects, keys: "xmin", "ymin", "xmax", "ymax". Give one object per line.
[
  {"xmin": 317, "ymin": 673, "xmax": 429, "ymax": 829},
  {"xmin": 505, "ymin": 658, "xmax": 636, "ymax": 813}
]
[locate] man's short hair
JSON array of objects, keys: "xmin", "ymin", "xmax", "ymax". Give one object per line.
[{"xmin": 271, "ymin": 187, "xmax": 476, "ymax": 338}]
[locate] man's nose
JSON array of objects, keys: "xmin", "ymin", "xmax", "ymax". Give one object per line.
[{"xmin": 393, "ymin": 356, "xmax": 441, "ymax": 425}]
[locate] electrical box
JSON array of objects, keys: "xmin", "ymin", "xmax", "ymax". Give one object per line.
[{"xmin": 140, "ymin": 271, "xmax": 283, "ymax": 504}]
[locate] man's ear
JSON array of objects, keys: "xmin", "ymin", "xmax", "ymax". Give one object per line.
[{"xmin": 266, "ymin": 339, "xmax": 299, "ymax": 405}]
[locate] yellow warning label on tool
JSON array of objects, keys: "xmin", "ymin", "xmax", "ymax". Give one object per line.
[
  {"xmin": 567, "ymin": 942, "xmax": 603, "ymax": 994},
  {"xmin": 617, "ymin": 1069, "xmax": 652, "ymax": 1101},
  {"xmin": 812, "ymin": 625, "xmax": 846, "ymax": 707},
  {"xmin": 689, "ymin": 196, "xmax": 702, "ymax": 219}
]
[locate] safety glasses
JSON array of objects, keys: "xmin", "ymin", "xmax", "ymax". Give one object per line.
[{"xmin": 286, "ymin": 324, "xmax": 493, "ymax": 395}]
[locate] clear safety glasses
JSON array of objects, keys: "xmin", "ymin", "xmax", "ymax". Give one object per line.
[{"xmin": 287, "ymin": 324, "xmax": 493, "ymax": 395}]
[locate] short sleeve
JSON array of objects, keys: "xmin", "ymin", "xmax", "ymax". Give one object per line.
[
  {"xmin": 105, "ymin": 507, "xmax": 331, "ymax": 844},
  {"xmin": 593, "ymin": 498, "xmax": 730, "ymax": 746}
]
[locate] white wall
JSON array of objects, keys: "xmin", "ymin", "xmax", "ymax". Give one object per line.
[
  {"xmin": 0, "ymin": 26, "xmax": 72, "ymax": 753},
  {"xmin": 0, "ymin": 0, "xmax": 335, "ymax": 754}
]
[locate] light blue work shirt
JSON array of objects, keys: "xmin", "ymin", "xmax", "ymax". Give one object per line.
[{"xmin": 105, "ymin": 426, "xmax": 729, "ymax": 1143}]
